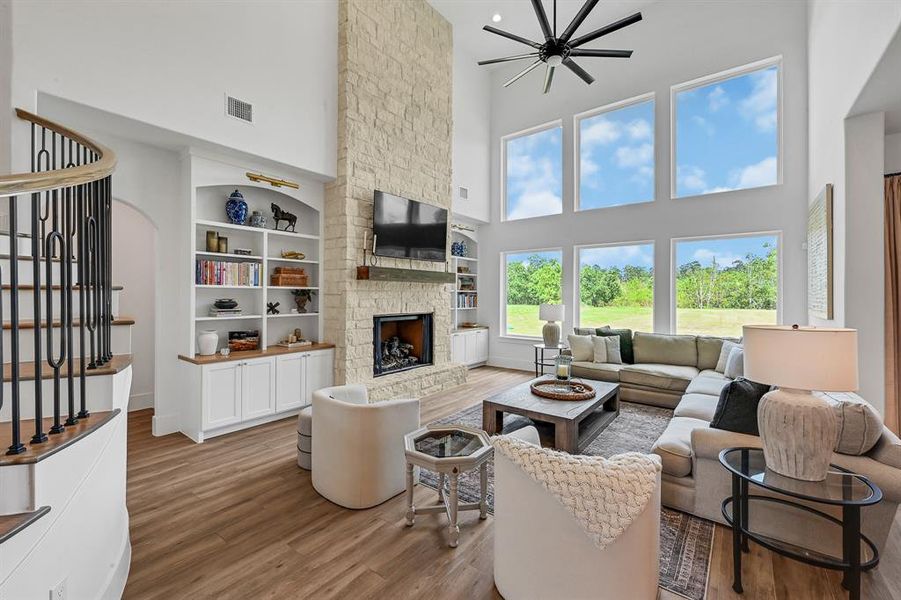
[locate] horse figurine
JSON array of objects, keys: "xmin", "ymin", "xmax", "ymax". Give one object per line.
[{"xmin": 271, "ymin": 203, "xmax": 298, "ymax": 232}]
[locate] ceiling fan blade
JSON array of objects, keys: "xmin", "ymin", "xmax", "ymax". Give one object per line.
[
  {"xmin": 504, "ymin": 59, "xmax": 543, "ymax": 88},
  {"xmin": 569, "ymin": 12, "xmax": 643, "ymax": 48},
  {"xmin": 483, "ymin": 25, "xmax": 542, "ymax": 49},
  {"xmin": 478, "ymin": 53, "xmax": 540, "ymax": 66},
  {"xmin": 569, "ymin": 49, "xmax": 633, "ymax": 58},
  {"xmin": 530, "ymin": 0, "xmax": 554, "ymax": 40},
  {"xmin": 563, "ymin": 58, "xmax": 595, "ymax": 85},
  {"xmin": 559, "ymin": 0, "xmax": 601, "ymax": 42},
  {"xmin": 543, "ymin": 65, "xmax": 556, "ymax": 94}
]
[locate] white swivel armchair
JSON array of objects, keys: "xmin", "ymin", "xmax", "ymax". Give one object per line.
[
  {"xmin": 494, "ymin": 426, "xmax": 661, "ymax": 600},
  {"xmin": 311, "ymin": 384, "xmax": 420, "ymax": 509}
]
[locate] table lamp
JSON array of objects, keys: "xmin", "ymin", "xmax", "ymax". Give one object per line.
[
  {"xmin": 743, "ymin": 325, "xmax": 858, "ymax": 481},
  {"xmin": 539, "ymin": 304, "xmax": 565, "ymax": 347}
]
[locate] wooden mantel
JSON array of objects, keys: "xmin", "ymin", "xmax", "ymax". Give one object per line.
[{"xmin": 356, "ymin": 266, "xmax": 456, "ymax": 284}]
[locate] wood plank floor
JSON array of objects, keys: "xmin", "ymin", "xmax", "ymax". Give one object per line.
[{"xmin": 123, "ymin": 367, "xmax": 900, "ymax": 599}]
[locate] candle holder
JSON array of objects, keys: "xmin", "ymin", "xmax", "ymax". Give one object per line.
[{"xmin": 554, "ymin": 354, "xmax": 572, "ymax": 392}]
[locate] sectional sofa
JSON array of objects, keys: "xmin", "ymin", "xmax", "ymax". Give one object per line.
[{"xmin": 570, "ymin": 329, "xmax": 901, "ymax": 553}]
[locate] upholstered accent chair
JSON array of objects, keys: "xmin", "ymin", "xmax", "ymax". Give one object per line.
[
  {"xmin": 311, "ymin": 385, "xmax": 420, "ymax": 509},
  {"xmin": 493, "ymin": 426, "xmax": 661, "ymax": 600}
]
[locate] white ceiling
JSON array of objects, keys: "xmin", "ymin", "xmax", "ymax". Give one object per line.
[
  {"xmin": 429, "ymin": 0, "xmax": 656, "ymax": 66},
  {"xmin": 850, "ymin": 27, "xmax": 901, "ymax": 135}
]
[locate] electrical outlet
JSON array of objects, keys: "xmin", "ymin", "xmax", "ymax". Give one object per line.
[{"xmin": 50, "ymin": 577, "xmax": 67, "ymax": 600}]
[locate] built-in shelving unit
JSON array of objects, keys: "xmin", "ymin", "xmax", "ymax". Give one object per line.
[
  {"xmin": 450, "ymin": 227, "xmax": 479, "ymax": 330},
  {"xmin": 189, "ymin": 158, "xmax": 324, "ymax": 353}
]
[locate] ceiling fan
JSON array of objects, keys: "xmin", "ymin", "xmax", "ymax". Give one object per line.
[{"xmin": 478, "ymin": 0, "xmax": 642, "ymax": 94}]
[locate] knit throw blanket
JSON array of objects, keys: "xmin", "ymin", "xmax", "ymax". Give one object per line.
[{"xmin": 493, "ymin": 436, "xmax": 661, "ymax": 550}]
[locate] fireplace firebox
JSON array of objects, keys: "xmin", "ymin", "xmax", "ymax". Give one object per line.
[{"xmin": 373, "ymin": 313, "xmax": 434, "ymax": 377}]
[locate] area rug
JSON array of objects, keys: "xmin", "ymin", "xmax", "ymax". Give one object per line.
[{"xmin": 420, "ymin": 401, "xmax": 713, "ymax": 600}]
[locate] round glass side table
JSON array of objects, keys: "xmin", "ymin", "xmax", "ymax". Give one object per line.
[
  {"xmin": 533, "ymin": 343, "xmax": 567, "ymax": 378},
  {"xmin": 719, "ymin": 447, "xmax": 882, "ymax": 600}
]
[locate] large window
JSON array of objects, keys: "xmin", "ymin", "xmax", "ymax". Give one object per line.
[
  {"xmin": 503, "ymin": 249, "xmax": 563, "ymax": 337},
  {"xmin": 576, "ymin": 95, "xmax": 655, "ymax": 211},
  {"xmin": 674, "ymin": 59, "xmax": 780, "ymax": 198},
  {"xmin": 577, "ymin": 243, "xmax": 654, "ymax": 332},
  {"xmin": 503, "ymin": 123, "xmax": 563, "ymax": 221},
  {"xmin": 674, "ymin": 233, "xmax": 779, "ymax": 337}
]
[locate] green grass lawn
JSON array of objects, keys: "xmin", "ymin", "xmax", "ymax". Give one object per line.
[{"xmin": 506, "ymin": 304, "xmax": 776, "ymax": 338}]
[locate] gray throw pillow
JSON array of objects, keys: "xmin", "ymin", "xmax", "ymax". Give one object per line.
[
  {"xmin": 710, "ymin": 377, "xmax": 772, "ymax": 436},
  {"xmin": 724, "ymin": 346, "xmax": 744, "ymax": 379},
  {"xmin": 591, "ymin": 335, "xmax": 608, "ymax": 363},
  {"xmin": 715, "ymin": 340, "xmax": 740, "ymax": 373},
  {"xmin": 820, "ymin": 392, "xmax": 884, "ymax": 455},
  {"xmin": 604, "ymin": 335, "xmax": 622, "ymax": 364},
  {"xmin": 567, "ymin": 334, "xmax": 593, "ymax": 362}
]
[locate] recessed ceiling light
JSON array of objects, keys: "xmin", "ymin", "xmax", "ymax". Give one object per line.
[{"xmin": 492, "ymin": 13, "xmax": 502, "ymax": 23}]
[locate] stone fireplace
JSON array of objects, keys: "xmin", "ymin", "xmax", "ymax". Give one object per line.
[
  {"xmin": 373, "ymin": 313, "xmax": 434, "ymax": 377},
  {"xmin": 322, "ymin": 0, "xmax": 466, "ymax": 400}
]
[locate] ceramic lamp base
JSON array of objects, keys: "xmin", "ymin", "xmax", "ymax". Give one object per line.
[
  {"xmin": 757, "ymin": 388, "xmax": 836, "ymax": 481},
  {"xmin": 542, "ymin": 321, "xmax": 561, "ymax": 347}
]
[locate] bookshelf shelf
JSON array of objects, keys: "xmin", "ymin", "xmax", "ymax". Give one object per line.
[
  {"xmin": 267, "ymin": 312, "xmax": 320, "ymax": 318},
  {"xmin": 195, "ymin": 251, "xmax": 263, "ymax": 261},
  {"xmin": 195, "ymin": 284, "xmax": 261, "ymax": 290},
  {"xmin": 195, "ymin": 315, "xmax": 263, "ymax": 321}
]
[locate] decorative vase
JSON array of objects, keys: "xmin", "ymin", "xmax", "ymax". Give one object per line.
[
  {"xmin": 249, "ymin": 211, "xmax": 266, "ymax": 228},
  {"xmin": 451, "ymin": 241, "xmax": 463, "ymax": 257},
  {"xmin": 218, "ymin": 236, "xmax": 228, "ymax": 254},
  {"xmin": 757, "ymin": 388, "xmax": 837, "ymax": 481},
  {"xmin": 198, "ymin": 330, "xmax": 219, "ymax": 356},
  {"xmin": 225, "ymin": 189, "xmax": 248, "ymax": 225},
  {"xmin": 214, "ymin": 298, "xmax": 238, "ymax": 310},
  {"xmin": 542, "ymin": 321, "xmax": 561, "ymax": 347}
]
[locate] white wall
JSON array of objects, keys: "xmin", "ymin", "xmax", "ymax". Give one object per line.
[
  {"xmin": 808, "ymin": 0, "xmax": 901, "ymax": 330},
  {"xmin": 0, "ymin": 0, "xmax": 11, "ymax": 174},
  {"xmin": 480, "ymin": 0, "xmax": 809, "ymax": 371},
  {"xmin": 844, "ymin": 112, "xmax": 886, "ymax": 413},
  {"xmin": 8, "ymin": 0, "xmax": 337, "ymax": 179},
  {"xmin": 113, "ymin": 201, "xmax": 157, "ymax": 412},
  {"xmin": 452, "ymin": 40, "xmax": 491, "ymax": 223},
  {"xmin": 887, "ymin": 132, "xmax": 901, "ymax": 173}
]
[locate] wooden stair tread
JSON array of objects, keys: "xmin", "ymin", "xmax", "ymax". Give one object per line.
[
  {"xmin": 0, "ymin": 506, "xmax": 50, "ymax": 543},
  {"xmin": 3, "ymin": 354, "xmax": 132, "ymax": 382},
  {"xmin": 0, "ymin": 284, "xmax": 123, "ymax": 291},
  {"xmin": 2, "ymin": 317, "xmax": 135, "ymax": 330},
  {"xmin": 0, "ymin": 410, "xmax": 119, "ymax": 466}
]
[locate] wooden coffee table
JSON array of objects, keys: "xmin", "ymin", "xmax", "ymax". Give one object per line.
[{"xmin": 482, "ymin": 376, "xmax": 620, "ymax": 453}]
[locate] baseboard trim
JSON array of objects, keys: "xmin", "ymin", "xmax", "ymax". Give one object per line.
[
  {"xmin": 151, "ymin": 412, "xmax": 179, "ymax": 437},
  {"xmin": 100, "ymin": 522, "xmax": 131, "ymax": 600},
  {"xmin": 487, "ymin": 356, "xmax": 534, "ymax": 373},
  {"xmin": 128, "ymin": 391, "xmax": 154, "ymax": 412}
]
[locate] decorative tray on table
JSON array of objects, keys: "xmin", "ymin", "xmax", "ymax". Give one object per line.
[{"xmin": 530, "ymin": 379, "xmax": 596, "ymax": 401}]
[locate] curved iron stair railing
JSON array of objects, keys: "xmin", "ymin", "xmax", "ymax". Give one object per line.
[{"xmin": 0, "ymin": 109, "xmax": 117, "ymax": 454}]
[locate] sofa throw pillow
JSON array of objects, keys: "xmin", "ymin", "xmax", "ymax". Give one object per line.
[
  {"xmin": 715, "ymin": 340, "xmax": 740, "ymax": 373},
  {"xmin": 820, "ymin": 391, "xmax": 884, "ymax": 455},
  {"xmin": 604, "ymin": 335, "xmax": 623, "ymax": 364},
  {"xmin": 598, "ymin": 327, "xmax": 634, "ymax": 364},
  {"xmin": 710, "ymin": 377, "xmax": 772, "ymax": 436},
  {"xmin": 574, "ymin": 328, "xmax": 594, "ymax": 336},
  {"xmin": 723, "ymin": 346, "xmax": 744, "ymax": 379},
  {"xmin": 591, "ymin": 335, "xmax": 608, "ymax": 363},
  {"xmin": 568, "ymin": 334, "xmax": 594, "ymax": 362}
]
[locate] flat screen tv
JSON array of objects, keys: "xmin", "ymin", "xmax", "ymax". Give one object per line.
[{"xmin": 373, "ymin": 190, "xmax": 447, "ymax": 261}]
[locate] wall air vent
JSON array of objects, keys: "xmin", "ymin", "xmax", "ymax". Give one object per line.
[
  {"xmin": 225, "ymin": 94, "xmax": 253, "ymax": 124},
  {"xmin": 459, "ymin": 187, "xmax": 469, "ymax": 200}
]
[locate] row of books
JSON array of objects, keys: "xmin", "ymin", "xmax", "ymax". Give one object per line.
[
  {"xmin": 456, "ymin": 293, "xmax": 478, "ymax": 309},
  {"xmin": 196, "ymin": 260, "xmax": 262, "ymax": 287}
]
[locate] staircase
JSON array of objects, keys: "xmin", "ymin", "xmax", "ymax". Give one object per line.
[{"xmin": 0, "ymin": 109, "xmax": 133, "ymax": 598}]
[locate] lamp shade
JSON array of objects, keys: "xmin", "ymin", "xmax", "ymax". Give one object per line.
[
  {"xmin": 539, "ymin": 304, "xmax": 564, "ymax": 322},
  {"xmin": 743, "ymin": 325, "xmax": 858, "ymax": 392}
]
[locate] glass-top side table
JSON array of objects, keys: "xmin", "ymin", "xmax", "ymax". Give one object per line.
[
  {"xmin": 533, "ymin": 343, "xmax": 568, "ymax": 378},
  {"xmin": 719, "ymin": 447, "xmax": 883, "ymax": 600},
  {"xmin": 403, "ymin": 424, "xmax": 493, "ymax": 548}
]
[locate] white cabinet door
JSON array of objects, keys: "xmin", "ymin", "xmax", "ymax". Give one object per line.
[
  {"xmin": 451, "ymin": 333, "xmax": 466, "ymax": 364},
  {"xmin": 202, "ymin": 362, "xmax": 242, "ymax": 429},
  {"xmin": 241, "ymin": 357, "xmax": 276, "ymax": 420},
  {"xmin": 276, "ymin": 353, "xmax": 306, "ymax": 412},
  {"xmin": 304, "ymin": 349, "xmax": 334, "ymax": 405},
  {"xmin": 474, "ymin": 329, "xmax": 489, "ymax": 363},
  {"xmin": 463, "ymin": 331, "xmax": 479, "ymax": 365}
]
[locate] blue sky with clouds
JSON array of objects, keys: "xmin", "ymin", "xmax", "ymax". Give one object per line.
[
  {"xmin": 506, "ymin": 250, "xmax": 561, "ymax": 266},
  {"xmin": 676, "ymin": 65, "xmax": 778, "ymax": 197},
  {"xmin": 578, "ymin": 243, "xmax": 654, "ymax": 270},
  {"xmin": 676, "ymin": 234, "xmax": 778, "ymax": 269},
  {"xmin": 505, "ymin": 127, "xmax": 562, "ymax": 220},
  {"xmin": 579, "ymin": 100, "xmax": 655, "ymax": 209}
]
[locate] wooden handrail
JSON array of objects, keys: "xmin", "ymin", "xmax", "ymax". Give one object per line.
[{"xmin": 0, "ymin": 108, "xmax": 117, "ymax": 197}]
